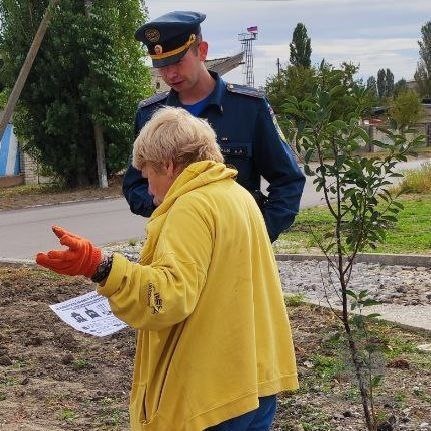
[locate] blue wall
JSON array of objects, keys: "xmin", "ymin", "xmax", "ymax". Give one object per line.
[{"xmin": 0, "ymin": 124, "xmax": 20, "ymax": 176}]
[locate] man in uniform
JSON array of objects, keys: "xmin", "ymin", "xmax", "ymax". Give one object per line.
[{"xmin": 123, "ymin": 11, "xmax": 305, "ymax": 242}]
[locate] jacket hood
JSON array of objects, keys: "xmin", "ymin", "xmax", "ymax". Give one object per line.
[{"xmin": 152, "ymin": 161, "xmax": 237, "ymax": 218}]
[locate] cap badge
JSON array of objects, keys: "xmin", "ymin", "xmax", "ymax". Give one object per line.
[
  {"xmin": 144, "ymin": 28, "xmax": 160, "ymax": 43},
  {"xmin": 154, "ymin": 44, "xmax": 163, "ymax": 55}
]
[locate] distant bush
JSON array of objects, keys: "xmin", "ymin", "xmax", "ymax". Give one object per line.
[{"xmin": 398, "ymin": 162, "xmax": 431, "ymax": 194}]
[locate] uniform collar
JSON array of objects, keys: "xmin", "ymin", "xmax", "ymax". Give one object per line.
[{"xmin": 166, "ymin": 71, "xmax": 225, "ymax": 113}]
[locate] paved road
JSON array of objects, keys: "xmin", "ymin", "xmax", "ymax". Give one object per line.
[
  {"xmin": 0, "ymin": 198, "xmax": 147, "ymax": 260},
  {"xmin": 1, "ymin": 157, "xmax": 429, "ymax": 261}
]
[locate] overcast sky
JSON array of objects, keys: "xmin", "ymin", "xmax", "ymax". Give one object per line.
[{"xmin": 143, "ymin": 0, "xmax": 429, "ymax": 88}]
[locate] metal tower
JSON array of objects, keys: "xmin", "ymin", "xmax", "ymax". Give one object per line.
[{"xmin": 238, "ymin": 26, "xmax": 258, "ymax": 87}]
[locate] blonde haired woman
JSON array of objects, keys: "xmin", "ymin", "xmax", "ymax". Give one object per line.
[{"xmin": 37, "ymin": 107, "xmax": 298, "ymax": 431}]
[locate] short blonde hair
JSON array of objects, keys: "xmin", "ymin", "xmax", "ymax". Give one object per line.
[{"xmin": 132, "ymin": 106, "xmax": 224, "ymax": 172}]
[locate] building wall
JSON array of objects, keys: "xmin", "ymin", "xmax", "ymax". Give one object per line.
[
  {"xmin": 21, "ymin": 151, "xmax": 51, "ymax": 185},
  {"xmin": 0, "ymin": 120, "xmax": 51, "ymax": 185}
]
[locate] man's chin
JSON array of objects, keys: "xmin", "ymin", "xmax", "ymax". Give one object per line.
[{"xmin": 169, "ymin": 81, "xmax": 185, "ymax": 91}]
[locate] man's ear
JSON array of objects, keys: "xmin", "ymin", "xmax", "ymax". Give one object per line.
[{"xmin": 198, "ymin": 41, "xmax": 208, "ymax": 61}]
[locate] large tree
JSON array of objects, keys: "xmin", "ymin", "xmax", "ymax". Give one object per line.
[
  {"xmin": 376, "ymin": 68, "xmax": 386, "ymax": 100},
  {"xmin": 394, "ymin": 78, "xmax": 407, "ymax": 96},
  {"xmin": 0, "ymin": 0, "xmax": 152, "ymax": 187},
  {"xmin": 366, "ymin": 76, "xmax": 377, "ymax": 98},
  {"xmin": 414, "ymin": 21, "xmax": 431, "ymax": 98},
  {"xmin": 376, "ymin": 68, "xmax": 394, "ymax": 100},
  {"xmin": 289, "ymin": 23, "xmax": 312, "ymax": 68},
  {"xmin": 385, "ymin": 68, "xmax": 394, "ymax": 97},
  {"xmin": 389, "ymin": 89, "xmax": 424, "ymax": 131},
  {"xmin": 265, "ymin": 64, "xmax": 316, "ymax": 114},
  {"xmin": 0, "ymin": 57, "xmax": 4, "ymax": 92}
]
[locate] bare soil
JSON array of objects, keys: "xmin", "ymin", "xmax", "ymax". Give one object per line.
[{"xmin": 0, "ymin": 266, "xmax": 430, "ymax": 431}]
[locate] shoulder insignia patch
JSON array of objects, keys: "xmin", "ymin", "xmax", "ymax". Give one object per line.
[
  {"xmin": 138, "ymin": 91, "xmax": 169, "ymax": 108},
  {"xmin": 226, "ymin": 83, "xmax": 265, "ymax": 98},
  {"xmin": 267, "ymin": 101, "xmax": 287, "ymax": 142}
]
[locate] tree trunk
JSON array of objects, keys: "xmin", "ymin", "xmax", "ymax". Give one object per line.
[
  {"xmin": 0, "ymin": 0, "xmax": 61, "ymax": 141},
  {"xmin": 94, "ymin": 123, "xmax": 108, "ymax": 188},
  {"xmin": 367, "ymin": 125, "xmax": 374, "ymax": 152},
  {"xmin": 427, "ymin": 123, "xmax": 431, "ymax": 147},
  {"xmin": 84, "ymin": 0, "xmax": 108, "ymax": 189}
]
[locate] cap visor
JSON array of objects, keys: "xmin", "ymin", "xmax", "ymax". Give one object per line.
[{"xmin": 152, "ymin": 49, "xmax": 188, "ymax": 68}]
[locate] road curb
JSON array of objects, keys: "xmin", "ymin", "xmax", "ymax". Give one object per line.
[
  {"xmin": 0, "ymin": 258, "xmax": 36, "ymax": 267},
  {"xmin": 275, "ymin": 253, "xmax": 431, "ymax": 267},
  {"xmin": 0, "ymin": 195, "xmax": 122, "ymax": 213},
  {"xmin": 1, "ymin": 253, "xmax": 430, "ymax": 268}
]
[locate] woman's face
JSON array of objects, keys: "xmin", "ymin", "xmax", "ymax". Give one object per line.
[{"xmin": 141, "ymin": 163, "xmax": 175, "ymax": 206}]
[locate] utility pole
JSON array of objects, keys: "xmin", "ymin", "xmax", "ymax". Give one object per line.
[
  {"xmin": 276, "ymin": 58, "xmax": 281, "ymax": 77},
  {"xmin": 0, "ymin": 0, "xmax": 61, "ymax": 142}
]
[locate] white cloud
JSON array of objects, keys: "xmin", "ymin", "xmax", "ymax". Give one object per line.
[{"xmin": 144, "ymin": 0, "xmax": 427, "ymax": 86}]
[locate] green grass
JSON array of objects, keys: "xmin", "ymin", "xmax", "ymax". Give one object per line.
[
  {"xmin": 58, "ymin": 408, "xmax": 77, "ymax": 422},
  {"xmin": 284, "ymin": 293, "xmax": 306, "ymax": 307},
  {"xmin": 0, "ymin": 182, "xmax": 65, "ymax": 198},
  {"xmin": 72, "ymin": 358, "xmax": 90, "ymax": 370},
  {"xmin": 397, "ymin": 161, "xmax": 431, "ymax": 194},
  {"xmin": 275, "ymin": 194, "xmax": 431, "ymax": 255}
]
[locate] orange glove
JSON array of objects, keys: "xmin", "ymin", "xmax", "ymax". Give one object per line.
[{"xmin": 36, "ymin": 226, "xmax": 102, "ymax": 278}]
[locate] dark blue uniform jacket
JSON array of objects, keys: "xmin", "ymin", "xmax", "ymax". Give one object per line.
[{"xmin": 123, "ymin": 72, "xmax": 305, "ymax": 242}]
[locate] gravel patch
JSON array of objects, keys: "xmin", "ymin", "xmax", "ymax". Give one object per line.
[{"xmin": 103, "ymin": 242, "xmax": 431, "ymax": 308}]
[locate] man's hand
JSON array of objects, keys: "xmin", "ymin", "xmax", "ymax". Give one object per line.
[{"xmin": 36, "ymin": 226, "xmax": 102, "ymax": 278}]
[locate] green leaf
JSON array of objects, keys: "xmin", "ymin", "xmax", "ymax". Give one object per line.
[
  {"xmin": 360, "ymin": 298, "xmax": 380, "ymax": 307},
  {"xmin": 366, "ymin": 313, "xmax": 381, "ymax": 319},
  {"xmin": 345, "ymin": 289, "xmax": 357, "ymax": 299},
  {"xmin": 303, "ymin": 164, "xmax": 315, "ymax": 176},
  {"xmin": 358, "ymin": 289, "xmax": 368, "ymax": 299},
  {"xmin": 371, "ymin": 375, "xmax": 383, "ymax": 388}
]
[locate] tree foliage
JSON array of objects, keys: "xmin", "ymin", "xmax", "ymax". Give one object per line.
[
  {"xmin": 265, "ymin": 64, "xmax": 316, "ymax": 114},
  {"xmin": 385, "ymin": 68, "xmax": 394, "ymax": 98},
  {"xmin": 265, "ymin": 61, "xmax": 368, "ymax": 135},
  {"xmin": 0, "ymin": 0, "xmax": 152, "ymax": 187},
  {"xmin": 0, "ymin": 56, "xmax": 4, "ymax": 92},
  {"xmin": 376, "ymin": 68, "xmax": 394, "ymax": 100},
  {"xmin": 366, "ymin": 76, "xmax": 377, "ymax": 101},
  {"xmin": 414, "ymin": 21, "xmax": 431, "ymax": 98},
  {"xmin": 389, "ymin": 89, "xmax": 424, "ymax": 131},
  {"xmin": 393, "ymin": 78, "xmax": 407, "ymax": 96},
  {"xmin": 376, "ymin": 69, "xmax": 386, "ymax": 99},
  {"xmin": 289, "ymin": 23, "xmax": 312, "ymax": 68}
]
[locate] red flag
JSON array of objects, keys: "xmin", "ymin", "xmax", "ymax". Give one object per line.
[{"xmin": 247, "ymin": 26, "xmax": 258, "ymax": 33}]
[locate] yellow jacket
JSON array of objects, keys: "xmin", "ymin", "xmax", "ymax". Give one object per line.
[{"xmin": 98, "ymin": 161, "xmax": 298, "ymax": 431}]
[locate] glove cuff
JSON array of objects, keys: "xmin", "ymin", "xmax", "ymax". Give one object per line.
[{"xmin": 83, "ymin": 246, "xmax": 103, "ymax": 278}]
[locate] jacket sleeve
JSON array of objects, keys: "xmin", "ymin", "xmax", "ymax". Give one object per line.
[
  {"xmin": 122, "ymin": 165, "xmax": 156, "ymax": 217},
  {"xmin": 254, "ymin": 99, "xmax": 305, "ymax": 242},
  {"xmin": 97, "ymin": 200, "xmax": 213, "ymax": 331},
  {"xmin": 122, "ymin": 107, "xmax": 156, "ymax": 217}
]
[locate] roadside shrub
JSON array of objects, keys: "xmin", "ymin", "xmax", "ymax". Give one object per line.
[{"xmin": 398, "ymin": 162, "xmax": 431, "ymax": 194}]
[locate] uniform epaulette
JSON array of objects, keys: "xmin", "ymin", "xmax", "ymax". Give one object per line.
[
  {"xmin": 226, "ymin": 83, "xmax": 265, "ymax": 98},
  {"xmin": 138, "ymin": 91, "xmax": 169, "ymax": 108}
]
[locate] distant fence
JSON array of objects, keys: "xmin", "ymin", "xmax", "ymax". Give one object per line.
[{"xmin": 0, "ymin": 123, "xmax": 20, "ymax": 176}]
